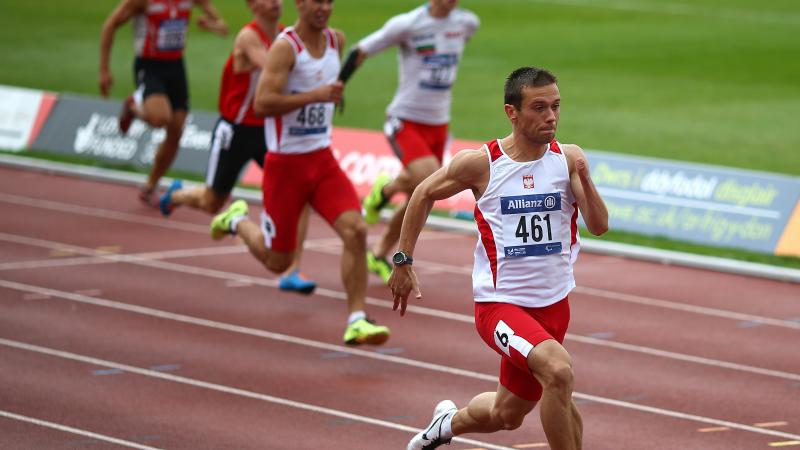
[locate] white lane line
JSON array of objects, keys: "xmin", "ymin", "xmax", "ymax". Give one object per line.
[
  {"xmin": 0, "ymin": 410, "xmax": 163, "ymax": 450},
  {"xmin": 0, "ymin": 338, "xmax": 515, "ymax": 450},
  {"xmin": 2, "ymin": 279, "xmax": 800, "ymax": 441},
  {"xmin": 1, "ymin": 233, "xmax": 797, "ymax": 380},
  {"xmin": 525, "ymin": 0, "xmax": 800, "ymax": 25},
  {"xmin": 0, "ymin": 193, "xmax": 208, "ymax": 233},
  {"xmin": 3, "ymin": 196, "xmax": 796, "ymax": 327},
  {"xmin": 575, "ymin": 286, "xmax": 800, "ymax": 330},
  {"xmin": 567, "ymin": 334, "xmax": 800, "ymax": 381},
  {"xmin": 267, "ymin": 236, "xmax": 800, "ymax": 329}
]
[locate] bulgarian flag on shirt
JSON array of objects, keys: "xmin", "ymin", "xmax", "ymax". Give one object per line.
[{"xmin": 415, "ymin": 44, "xmax": 435, "ymax": 54}]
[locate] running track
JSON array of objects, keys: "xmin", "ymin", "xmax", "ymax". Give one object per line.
[{"xmin": 0, "ymin": 166, "xmax": 798, "ymax": 450}]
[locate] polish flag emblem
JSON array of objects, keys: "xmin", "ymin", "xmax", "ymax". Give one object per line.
[{"xmin": 523, "ymin": 174, "xmax": 534, "ymax": 189}]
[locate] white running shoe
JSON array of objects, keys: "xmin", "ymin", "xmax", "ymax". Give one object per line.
[{"xmin": 407, "ymin": 400, "xmax": 458, "ymax": 450}]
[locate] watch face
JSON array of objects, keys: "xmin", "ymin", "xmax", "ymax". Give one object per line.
[{"xmin": 392, "ymin": 252, "xmax": 404, "ymax": 264}]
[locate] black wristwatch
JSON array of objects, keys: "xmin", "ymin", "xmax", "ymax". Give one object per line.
[{"xmin": 392, "ymin": 251, "xmax": 414, "ymax": 266}]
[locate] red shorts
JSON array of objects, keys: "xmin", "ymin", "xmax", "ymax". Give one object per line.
[
  {"xmin": 384, "ymin": 117, "xmax": 449, "ymax": 166},
  {"xmin": 260, "ymin": 148, "xmax": 360, "ymax": 252},
  {"xmin": 474, "ymin": 298, "xmax": 571, "ymax": 402}
]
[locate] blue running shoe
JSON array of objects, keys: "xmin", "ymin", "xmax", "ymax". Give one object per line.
[
  {"xmin": 159, "ymin": 179, "xmax": 183, "ymax": 216},
  {"xmin": 279, "ymin": 270, "xmax": 317, "ymax": 295}
]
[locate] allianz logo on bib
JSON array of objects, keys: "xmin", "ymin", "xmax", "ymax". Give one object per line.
[{"xmin": 501, "ymin": 193, "xmax": 560, "ymax": 214}]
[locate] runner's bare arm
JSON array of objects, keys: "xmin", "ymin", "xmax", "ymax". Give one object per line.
[
  {"xmin": 564, "ymin": 144, "xmax": 608, "ymax": 235},
  {"xmin": 99, "ymin": 0, "xmax": 146, "ymax": 97},
  {"xmin": 194, "ymin": 0, "xmax": 228, "ymax": 36},
  {"xmin": 254, "ymin": 39, "xmax": 343, "ymax": 116},
  {"xmin": 390, "ymin": 149, "xmax": 489, "ymax": 315},
  {"xmin": 235, "ymin": 28, "xmax": 269, "ymax": 72}
]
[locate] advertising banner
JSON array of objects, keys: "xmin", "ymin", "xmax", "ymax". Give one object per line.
[
  {"xmin": 31, "ymin": 94, "xmax": 216, "ymax": 175},
  {"xmin": 589, "ymin": 151, "xmax": 800, "ymax": 255},
  {"xmin": 0, "ymin": 85, "xmax": 56, "ymax": 151},
  {"xmin": 18, "ymin": 90, "xmax": 800, "ymax": 257}
]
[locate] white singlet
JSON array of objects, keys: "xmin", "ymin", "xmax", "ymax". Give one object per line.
[
  {"xmin": 357, "ymin": 5, "xmax": 479, "ymax": 125},
  {"xmin": 473, "ymin": 139, "xmax": 581, "ymax": 308},
  {"xmin": 264, "ymin": 27, "xmax": 340, "ymax": 154}
]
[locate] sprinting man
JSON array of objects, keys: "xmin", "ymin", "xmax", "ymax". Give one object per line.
[
  {"xmin": 99, "ymin": 0, "xmax": 228, "ymax": 205},
  {"xmin": 159, "ymin": 0, "xmax": 315, "ymax": 294},
  {"xmin": 336, "ymin": 0, "xmax": 479, "ymax": 283},
  {"xmin": 390, "ymin": 67, "xmax": 608, "ymax": 450},
  {"xmin": 210, "ymin": 0, "xmax": 390, "ymax": 345}
]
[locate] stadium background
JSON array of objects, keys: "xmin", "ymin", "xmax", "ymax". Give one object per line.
[{"xmin": 1, "ymin": 0, "xmax": 798, "ymax": 266}]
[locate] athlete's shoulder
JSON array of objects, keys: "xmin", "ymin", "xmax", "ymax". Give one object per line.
[
  {"xmin": 452, "ymin": 8, "xmax": 480, "ymax": 34},
  {"xmin": 448, "ymin": 148, "xmax": 489, "ymax": 175},
  {"xmin": 385, "ymin": 6, "xmax": 425, "ymax": 31}
]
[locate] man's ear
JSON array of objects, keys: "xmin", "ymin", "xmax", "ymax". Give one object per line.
[{"xmin": 504, "ymin": 104, "xmax": 517, "ymax": 122}]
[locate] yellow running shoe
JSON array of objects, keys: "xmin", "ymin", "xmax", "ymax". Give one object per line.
[
  {"xmin": 362, "ymin": 172, "xmax": 391, "ymax": 225},
  {"xmin": 367, "ymin": 252, "xmax": 392, "ymax": 284},
  {"xmin": 343, "ymin": 318, "xmax": 390, "ymax": 346},
  {"xmin": 210, "ymin": 199, "xmax": 248, "ymax": 240}
]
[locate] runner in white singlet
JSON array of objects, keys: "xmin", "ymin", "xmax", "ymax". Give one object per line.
[
  {"xmin": 209, "ymin": 0, "xmax": 390, "ymax": 347},
  {"xmin": 390, "ymin": 67, "xmax": 608, "ymax": 450},
  {"xmin": 336, "ymin": 0, "xmax": 479, "ymax": 284}
]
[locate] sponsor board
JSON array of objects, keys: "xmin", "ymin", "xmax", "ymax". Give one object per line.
[
  {"xmin": 16, "ymin": 89, "xmax": 800, "ymax": 257},
  {"xmin": 0, "ymin": 85, "xmax": 56, "ymax": 151},
  {"xmin": 589, "ymin": 151, "xmax": 800, "ymax": 255},
  {"xmin": 31, "ymin": 93, "xmax": 216, "ymax": 174},
  {"xmin": 241, "ymin": 127, "xmax": 479, "ymax": 214}
]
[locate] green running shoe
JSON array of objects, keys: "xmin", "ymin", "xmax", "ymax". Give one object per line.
[
  {"xmin": 343, "ymin": 318, "xmax": 390, "ymax": 346},
  {"xmin": 367, "ymin": 251, "xmax": 392, "ymax": 284},
  {"xmin": 210, "ymin": 199, "xmax": 248, "ymax": 240},
  {"xmin": 362, "ymin": 172, "xmax": 391, "ymax": 225}
]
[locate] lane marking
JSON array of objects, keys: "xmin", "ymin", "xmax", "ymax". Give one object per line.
[
  {"xmin": 2, "ymin": 232, "xmax": 799, "ymax": 383},
  {"xmin": 2, "ymin": 279, "xmax": 800, "ymax": 441},
  {"xmin": 0, "ymin": 193, "xmax": 210, "ymax": 233},
  {"xmin": 2, "ymin": 196, "xmax": 796, "ymax": 328},
  {"xmin": 0, "ymin": 410, "xmax": 162, "ymax": 449},
  {"xmin": 757, "ymin": 422, "xmax": 789, "ymax": 428},
  {"xmin": 697, "ymin": 426, "xmax": 730, "ymax": 432},
  {"xmin": 770, "ymin": 442, "xmax": 800, "ymax": 447},
  {"xmin": 513, "ymin": 443, "xmax": 549, "ymax": 448},
  {"xmin": 575, "ymin": 286, "xmax": 800, "ymax": 330},
  {"xmin": 0, "ymin": 338, "xmax": 516, "ymax": 450}
]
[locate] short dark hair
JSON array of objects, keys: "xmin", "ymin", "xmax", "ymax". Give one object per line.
[{"xmin": 504, "ymin": 67, "xmax": 558, "ymax": 109}]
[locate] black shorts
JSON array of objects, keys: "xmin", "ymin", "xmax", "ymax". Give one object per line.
[
  {"xmin": 133, "ymin": 57, "xmax": 189, "ymax": 111},
  {"xmin": 206, "ymin": 118, "xmax": 267, "ymax": 195}
]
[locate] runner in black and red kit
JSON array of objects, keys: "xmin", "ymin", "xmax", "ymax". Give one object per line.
[{"xmin": 99, "ymin": 0, "xmax": 228, "ymax": 205}]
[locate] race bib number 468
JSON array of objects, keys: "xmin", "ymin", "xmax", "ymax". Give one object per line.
[{"xmin": 500, "ymin": 193, "xmax": 562, "ymax": 258}]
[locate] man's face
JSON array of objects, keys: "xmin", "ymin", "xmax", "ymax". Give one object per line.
[
  {"xmin": 297, "ymin": 0, "xmax": 333, "ymax": 30},
  {"xmin": 506, "ymin": 83, "xmax": 561, "ymax": 145},
  {"xmin": 250, "ymin": 0, "xmax": 283, "ymax": 21}
]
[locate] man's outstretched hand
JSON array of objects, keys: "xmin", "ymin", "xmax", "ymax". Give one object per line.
[{"xmin": 389, "ymin": 264, "xmax": 421, "ymax": 316}]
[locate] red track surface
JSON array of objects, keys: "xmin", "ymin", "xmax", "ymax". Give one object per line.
[{"xmin": 0, "ymin": 166, "xmax": 798, "ymax": 450}]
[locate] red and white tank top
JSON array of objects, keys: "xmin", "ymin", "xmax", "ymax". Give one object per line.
[
  {"xmin": 473, "ymin": 139, "xmax": 580, "ymax": 308},
  {"xmin": 218, "ymin": 22, "xmax": 282, "ymax": 126},
  {"xmin": 264, "ymin": 27, "xmax": 340, "ymax": 154},
  {"xmin": 133, "ymin": 0, "xmax": 192, "ymax": 60}
]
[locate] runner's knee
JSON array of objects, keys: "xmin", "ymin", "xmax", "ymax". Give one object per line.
[
  {"xmin": 492, "ymin": 406, "xmax": 526, "ymax": 431},
  {"xmin": 542, "ymin": 361, "xmax": 574, "ymax": 393},
  {"xmin": 337, "ymin": 214, "xmax": 367, "ymax": 247}
]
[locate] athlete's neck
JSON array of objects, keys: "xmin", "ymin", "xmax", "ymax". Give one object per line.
[
  {"xmin": 293, "ymin": 21, "xmax": 327, "ymax": 55},
  {"xmin": 501, "ymin": 134, "xmax": 548, "ymax": 163},
  {"xmin": 428, "ymin": 4, "xmax": 453, "ymax": 18},
  {"xmin": 254, "ymin": 16, "xmax": 279, "ymax": 40}
]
